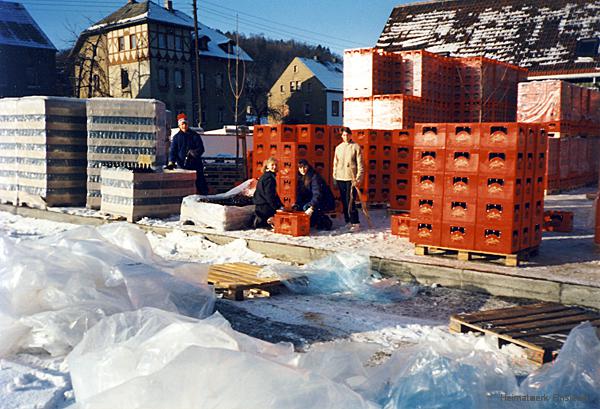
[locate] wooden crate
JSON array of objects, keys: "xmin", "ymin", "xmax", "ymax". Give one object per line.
[
  {"xmin": 415, "ymin": 244, "xmax": 539, "ymax": 267},
  {"xmin": 208, "ymin": 262, "xmax": 282, "ymax": 301},
  {"xmin": 449, "ymin": 302, "xmax": 600, "ymax": 364}
]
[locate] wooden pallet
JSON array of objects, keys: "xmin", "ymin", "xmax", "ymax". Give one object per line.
[
  {"xmin": 207, "ymin": 262, "xmax": 282, "ymax": 301},
  {"xmin": 449, "ymin": 302, "xmax": 600, "ymax": 364},
  {"xmin": 414, "ymin": 245, "xmax": 539, "ymax": 267}
]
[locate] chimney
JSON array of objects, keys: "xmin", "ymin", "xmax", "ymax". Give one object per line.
[{"xmin": 164, "ymin": 0, "xmax": 173, "ymax": 11}]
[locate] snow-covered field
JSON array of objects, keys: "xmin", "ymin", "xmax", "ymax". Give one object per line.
[{"xmin": 1, "ymin": 210, "xmax": 599, "ymax": 408}]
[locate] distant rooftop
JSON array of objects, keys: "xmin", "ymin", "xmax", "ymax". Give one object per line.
[
  {"xmin": 377, "ymin": 0, "xmax": 600, "ymax": 76},
  {"xmin": 84, "ymin": 0, "xmax": 251, "ymax": 61},
  {"xmin": 299, "ymin": 57, "xmax": 343, "ymax": 91},
  {"xmin": 0, "ymin": 1, "xmax": 55, "ymax": 50}
]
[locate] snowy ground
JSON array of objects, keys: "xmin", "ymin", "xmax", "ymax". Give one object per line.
[{"xmin": 1, "ymin": 189, "xmax": 599, "ymax": 408}]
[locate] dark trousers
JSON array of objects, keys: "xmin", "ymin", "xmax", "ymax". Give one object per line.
[
  {"xmin": 195, "ymin": 167, "xmax": 208, "ymax": 195},
  {"xmin": 254, "ymin": 204, "xmax": 276, "ymax": 228},
  {"xmin": 336, "ymin": 180, "xmax": 359, "ymax": 224}
]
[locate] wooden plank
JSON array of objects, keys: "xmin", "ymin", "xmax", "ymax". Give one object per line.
[
  {"xmin": 508, "ymin": 318, "xmax": 600, "ymax": 339},
  {"xmin": 478, "ymin": 308, "xmax": 587, "ymax": 327},
  {"xmin": 496, "ymin": 313, "xmax": 599, "ymax": 334},
  {"xmin": 452, "ymin": 302, "xmax": 565, "ymax": 323}
]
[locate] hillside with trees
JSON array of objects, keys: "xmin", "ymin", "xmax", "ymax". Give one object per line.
[{"xmin": 226, "ymin": 33, "xmax": 341, "ymax": 124}]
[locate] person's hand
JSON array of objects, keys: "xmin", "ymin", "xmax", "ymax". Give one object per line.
[
  {"xmin": 305, "ymin": 207, "xmax": 314, "ymax": 217},
  {"xmin": 164, "ymin": 162, "xmax": 175, "ymax": 170}
]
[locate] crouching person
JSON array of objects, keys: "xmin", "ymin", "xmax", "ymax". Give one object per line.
[
  {"xmin": 253, "ymin": 157, "xmax": 283, "ymax": 228},
  {"xmin": 293, "ymin": 159, "xmax": 335, "ymax": 230}
]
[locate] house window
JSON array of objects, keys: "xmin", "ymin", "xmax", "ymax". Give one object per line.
[
  {"xmin": 575, "ymin": 38, "xmax": 600, "ymax": 57},
  {"xmin": 216, "ymin": 73, "xmax": 223, "ymax": 89},
  {"xmin": 332, "ymin": 100, "xmax": 340, "ymax": 117},
  {"xmin": 129, "ymin": 34, "xmax": 137, "ymax": 49},
  {"xmin": 118, "ymin": 36, "xmax": 125, "ymax": 51},
  {"xmin": 290, "ymin": 81, "xmax": 295, "ymax": 92},
  {"xmin": 280, "ymin": 84, "xmax": 284, "ymax": 93},
  {"xmin": 293, "ymin": 65, "xmax": 297, "ymax": 72},
  {"xmin": 200, "ymin": 73, "xmax": 205, "ymax": 90},
  {"xmin": 159, "ymin": 67, "xmax": 168, "ymax": 88},
  {"xmin": 295, "ymin": 81, "xmax": 301, "ymax": 91},
  {"xmin": 304, "ymin": 103, "xmax": 311, "ymax": 115},
  {"xmin": 217, "ymin": 108, "xmax": 224, "ymax": 123},
  {"xmin": 159, "ymin": 33, "xmax": 167, "ymax": 48},
  {"xmin": 175, "ymin": 36, "xmax": 183, "ymax": 51},
  {"xmin": 120, "ymin": 68, "xmax": 129, "ymax": 89},
  {"xmin": 174, "ymin": 69, "xmax": 184, "ymax": 89}
]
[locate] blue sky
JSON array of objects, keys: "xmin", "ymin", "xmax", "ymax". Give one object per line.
[{"xmin": 18, "ymin": 0, "xmax": 412, "ymax": 53}]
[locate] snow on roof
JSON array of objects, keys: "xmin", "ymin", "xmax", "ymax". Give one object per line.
[
  {"xmin": 377, "ymin": 0, "xmax": 600, "ymax": 74},
  {"xmin": 198, "ymin": 22, "xmax": 252, "ymax": 62},
  {"xmin": 0, "ymin": 1, "xmax": 55, "ymax": 50},
  {"xmin": 299, "ymin": 57, "xmax": 343, "ymax": 91}
]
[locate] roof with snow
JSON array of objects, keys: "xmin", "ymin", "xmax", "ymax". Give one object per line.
[
  {"xmin": 299, "ymin": 57, "xmax": 343, "ymax": 91},
  {"xmin": 83, "ymin": 0, "xmax": 251, "ymax": 61},
  {"xmin": 377, "ymin": 0, "xmax": 600, "ymax": 75},
  {"xmin": 0, "ymin": 1, "xmax": 55, "ymax": 50}
]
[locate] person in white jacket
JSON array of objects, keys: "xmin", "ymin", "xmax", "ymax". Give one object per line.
[{"xmin": 333, "ymin": 127, "xmax": 364, "ymax": 231}]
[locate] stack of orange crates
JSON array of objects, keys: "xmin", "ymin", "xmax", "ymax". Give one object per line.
[
  {"xmin": 389, "ymin": 129, "xmax": 413, "ymax": 211},
  {"xmin": 409, "ymin": 122, "xmax": 547, "ymax": 255}
]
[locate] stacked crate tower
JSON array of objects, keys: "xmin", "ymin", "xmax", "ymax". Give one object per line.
[
  {"xmin": 518, "ymin": 80, "xmax": 600, "ymax": 192},
  {"xmin": 0, "ymin": 96, "xmax": 87, "ymax": 208},
  {"xmin": 86, "ymin": 98, "xmax": 168, "ymax": 209},
  {"xmin": 409, "ymin": 123, "xmax": 547, "ymax": 257}
]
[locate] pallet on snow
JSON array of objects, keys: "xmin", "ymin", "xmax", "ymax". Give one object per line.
[
  {"xmin": 414, "ymin": 244, "xmax": 539, "ymax": 267},
  {"xmin": 207, "ymin": 262, "xmax": 283, "ymax": 301},
  {"xmin": 449, "ymin": 302, "xmax": 600, "ymax": 364}
]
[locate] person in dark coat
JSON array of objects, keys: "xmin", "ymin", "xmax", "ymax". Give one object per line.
[
  {"xmin": 292, "ymin": 159, "xmax": 335, "ymax": 230},
  {"xmin": 166, "ymin": 113, "xmax": 208, "ymax": 195},
  {"xmin": 253, "ymin": 156, "xmax": 283, "ymax": 228}
]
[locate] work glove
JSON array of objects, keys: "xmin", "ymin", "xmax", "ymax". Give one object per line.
[
  {"xmin": 164, "ymin": 162, "xmax": 175, "ymax": 170},
  {"xmin": 305, "ymin": 207, "xmax": 314, "ymax": 217}
]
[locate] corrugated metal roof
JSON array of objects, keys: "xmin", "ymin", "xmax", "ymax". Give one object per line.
[
  {"xmin": 299, "ymin": 58, "xmax": 343, "ymax": 91},
  {"xmin": 0, "ymin": 1, "xmax": 55, "ymax": 50},
  {"xmin": 377, "ymin": 0, "xmax": 600, "ymax": 74}
]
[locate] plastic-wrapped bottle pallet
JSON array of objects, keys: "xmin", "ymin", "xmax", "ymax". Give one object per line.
[
  {"xmin": 0, "ymin": 98, "xmax": 19, "ymax": 204},
  {"xmin": 1, "ymin": 97, "xmax": 87, "ymax": 208},
  {"xmin": 100, "ymin": 167, "xmax": 196, "ymax": 221},
  {"xmin": 86, "ymin": 98, "xmax": 167, "ymax": 209}
]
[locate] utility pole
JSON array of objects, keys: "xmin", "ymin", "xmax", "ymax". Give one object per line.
[{"xmin": 193, "ymin": 0, "xmax": 202, "ymax": 128}]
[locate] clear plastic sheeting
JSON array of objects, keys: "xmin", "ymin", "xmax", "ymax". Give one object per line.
[
  {"xmin": 67, "ymin": 308, "xmax": 378, "ymax": 409},
  {"xmin": 519, "ymin": 322, "xmax": 600, "ymax": 409},
  {"xmin": 180, "ymin": 179, "xmax": 257, "ymax": 230},
  {"xmin": 364, "ymin": 329, "xmax": 521, "ymax": 409},
  {"xmin": 0, "ymin": 223, "xmax": 214, "ymax": 357},
  {"xmin": 259, "ymin": 252, "xmax": 418, "ymax": 302}
]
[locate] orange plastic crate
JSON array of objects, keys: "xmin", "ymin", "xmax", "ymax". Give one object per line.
[
  {"xmin": 273, "ymin": 211, "xmax": 310, "ymax": 237},
  {"xmin": 391, "ymin": 213, "xmax": 410, "ymax": 237},
  {"xmin": 543, "ymin": 210, "xmax": 573, "ymax": 232}
]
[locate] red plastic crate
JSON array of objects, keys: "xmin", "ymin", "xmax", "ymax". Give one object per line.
[
  {"xmin": 442, "ymin": 198, "xmax": 477, "ymax": 224},
  {"xmin": 411, "ymin": 195, "xmax": 443, "ymax": 222},
  {"xmin": 475, "ymin": 225, "xmax": 521, "ymax": 254},
  {"xmin": 395, "ymin": 146, "xmax": 412, "ymax": 162},
  {"xmin": 395, "ymin": 162, "xmax": 411, "ymax": 176},
  {"xmin": 524, "ymin": 152, "xmax": 535, "ymax": 177},
  {"xmin": 446, "ymin": 123, "xmax": 481, "ymax": 149},
  {"xmin": 391, "ymin": 213, "xmax": 411, "ymax": 237},
  {"xmin": 536, "ymin": 128, "xmax": 548, "ymax": 154},
  {"xmin": 297, "ymin": 125, "xmax": 328, "ymax": 144},
  {"xmin": 270, "ymin": 125, "xmax": 297, "ymax": 142},
  {"xmin": 522, "ymin": 201, "xmax": 532, "ymax": 224},
  {"xmin": 520, "ymin": 225, "xmax": 532, "ymax": 250},
  {"xmin": 412, "ymin": 173, "xmax": 444, "ymax": 196},
  {"xmin": 476, "ymin": 198, "xmax": 521, "ymax": 227},
  {"xmin": 479, "ymin": 150, "xmax": 524, "ymax": 176},
  {"xmin": 414, "ymin": 123, "xmax": 447, "ymax": 148},
  {"xmin": 413, "ymin": 148, "xmax": 446, "ymax": 173},
  {"xmin": 534, "ymin": 152, "xmax": 546, "ymax": 177},
  {"xmin": 444, "ymin": 174, "xmax": 478, "ymax": 198},
  {"xmin": 532, "ymin": 223, "xmax": 542, "ymax": 247},
  {"xmin": 445, "ymin": 150, "xmax": 479, "ymax": 174},
  {"xmin": 392, "ymin": 177, "xmax": 411, "ymax": 194},
  {"xmin": 390, "ymin": 194, "xmax": 410, "ymax": 210},
  {"xmin": 533, "ymin": 199, "xmax": 544, "ymax": 224},
  {"xmin": 441, "ymin": 222, "xmax": 476, "ymax": 250},
  {"xmin": 480, "ymin": 123, "xmax": 527, "ymax": 152},
  {"xmin": 543, "ymin": 210, "xmax": 573, "ymax": 232},
  {"xmin": 273, "ymin": 211, "xmax": 310, "ymax": 236},
  {"xmin": 409, "ymin": 222, "xmax": 442, "ymax": 246},
  {"xmin": 391, "ymin": 129, "xmax": 414, "ymax": 145},
  {"xmin": 477, "ymin": 176, "xmax": 522, "ymax": 201},
  {"xmin": 522, "ymin": 177, "xmax": 534, "ymax": 201}
]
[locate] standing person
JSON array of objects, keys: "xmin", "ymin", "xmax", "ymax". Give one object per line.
[
  {"xmin": 253, "ymin": 156, "xmax": 283, "ymax": 228},
  {"xmin": 333, "ymin": 127, "xmax": 364, "ymax": 232},
  {"xmin": 166, "ymin": 113, "xmax": 208, "ymax": 195},
  {"xmin": 293, "ymin": 159, "xmax": 335, "ymax": 230}
]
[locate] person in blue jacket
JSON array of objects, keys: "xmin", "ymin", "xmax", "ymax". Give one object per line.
[
  {"xmin": 253, "ymin": 156, "xmax": 283, "ymax": 228},
  {"xmin": 166, "ymin": 113, "xmax": 208, "ymax": 195},
  {"xmin": 292, "ymin": 159, "xmax": 335, "ymax": 230}
]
